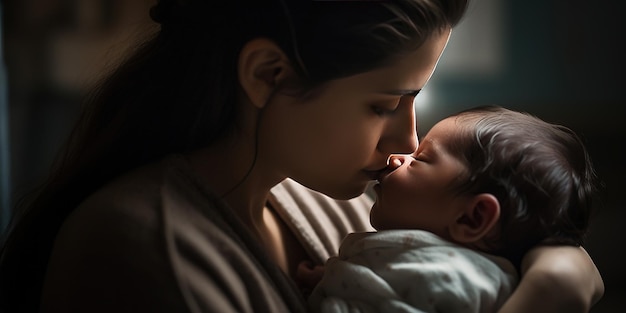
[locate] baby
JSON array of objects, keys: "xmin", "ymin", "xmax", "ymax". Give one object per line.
[{"xmin": 308, "ymin": 105, "xmax": 598, "ymax": 313}]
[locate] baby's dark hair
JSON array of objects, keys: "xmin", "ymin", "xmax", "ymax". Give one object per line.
[{"xmin": 446, "ymin": 105, "xmax": 598, "ymax": 266}]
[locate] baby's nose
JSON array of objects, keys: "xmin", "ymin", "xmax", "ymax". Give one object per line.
[{"xmin": 387, "ymin": 155, "xmax": 406, "ymax": 169}]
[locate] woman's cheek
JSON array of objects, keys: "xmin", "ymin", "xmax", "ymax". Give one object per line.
[{"xmin": 336, "ymin": 127, "xmax": 381, "ymax": 162}]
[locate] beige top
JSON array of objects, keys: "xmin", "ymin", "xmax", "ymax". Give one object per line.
[
  {"xmin": 40, "ymin": 155, "xmax": 374, "ymax": 313},
  {"xmin": 268, "ymin": 177, "xmax": 374, "ymax": 265}
]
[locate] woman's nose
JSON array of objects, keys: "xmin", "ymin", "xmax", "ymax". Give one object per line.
[
  {"xmin": 377, "ymin": 97, "xmax": 418, "ymax": 154},
  {"xmin": 397, "ymin": 127, "xmax": 418, "ymax": 154}
]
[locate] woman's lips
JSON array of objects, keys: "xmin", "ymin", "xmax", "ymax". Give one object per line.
[
  {"xmin": 364, "ymin": 169, "xmax": 385, "ymax": 181},
  {"xmin": 376, "ymin": 167, "xmax": 394, "ymax": 183}
]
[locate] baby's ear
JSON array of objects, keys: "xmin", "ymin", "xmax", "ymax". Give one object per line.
[
  {"xmin": 237, "ymin": 38, "xmax": 294, "ymax": 109},
  {"xmin": 449, "ymin": 193, "xmax": 500, "ymax": 243}
]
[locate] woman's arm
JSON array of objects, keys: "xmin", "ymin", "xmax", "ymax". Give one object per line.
[{"xmin": 498, "ymin": 246, "xmax": 604, "ymax": 313}]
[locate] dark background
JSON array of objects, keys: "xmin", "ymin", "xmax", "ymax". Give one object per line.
[{"xmin": 1, "ymin": 0, "xmax": 624, "ymax": 311}]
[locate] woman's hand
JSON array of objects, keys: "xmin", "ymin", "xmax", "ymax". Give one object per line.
[{"xmin": 498, "ymin": 245, "xmax": 604, "ymax": 313}]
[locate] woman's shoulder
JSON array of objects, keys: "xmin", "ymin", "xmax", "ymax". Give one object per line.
[
  {"xmin": 61, "ymin": 154, "xmax": 208, "ymax": 233},
  {"xmin": 42, "ymin": 155, "xmax": 299, "ymax": 312},
  {"xmin": 41, "ymin": 157, "xmax": 190, "ymax": 311},
  {"xmin": 61, "ymin": 156, "xmax": 181, "ymax": 236}
]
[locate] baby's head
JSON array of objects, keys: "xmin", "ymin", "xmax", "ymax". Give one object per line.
[
  {"xmin": 448, "ymin": 106, "xmax": 597, "ymax": 263},
  {"xmin": 371, "ymin": 105, "xmax": 598, "ymax": 266}
]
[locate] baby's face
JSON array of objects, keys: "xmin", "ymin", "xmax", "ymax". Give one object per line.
[{"xmin": 370, "ymin": 117, "xmax": 470, "ymax": 238}]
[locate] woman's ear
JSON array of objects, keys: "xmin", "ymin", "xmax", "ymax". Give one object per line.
[
  {"xmin": 238, "ymin": 38, "xmax": 294, "ymax": 109},
  {"xmin": 449, "ymin": 193, "xmax": 500, "ymax": 244}
]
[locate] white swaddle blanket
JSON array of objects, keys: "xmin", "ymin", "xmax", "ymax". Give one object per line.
[{"xmin": 308, "ymin": 230, "xmax": 518, "ymax": 313}]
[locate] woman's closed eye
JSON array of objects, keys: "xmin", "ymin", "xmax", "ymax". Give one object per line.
[
  {"xmin": 371, "ymin": 106, "xmax": 397, "ymax": 116},
  {"xmin": 370, "ymin": 101, "xmax": 399, "ymax": 116}
]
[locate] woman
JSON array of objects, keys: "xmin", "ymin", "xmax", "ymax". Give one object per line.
[{"xmin": 0, "ymin": 0, "xmax": 603, "ymax": 312}]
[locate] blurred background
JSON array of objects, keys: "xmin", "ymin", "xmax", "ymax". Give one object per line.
[{"xmin": 1, "ymin": 0, "xmax": 624, "ymax": 311}]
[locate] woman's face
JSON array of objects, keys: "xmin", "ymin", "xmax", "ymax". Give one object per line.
[
  {"xmin": 369, "ymin": 117, "xmax": 469, "ymax": 236},
  {"xmin": 260, "ymin": 30, "xmax": 451, "ymax": 200}
]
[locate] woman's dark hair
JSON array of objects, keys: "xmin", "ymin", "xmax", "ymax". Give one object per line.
[
  {"xmin": 0, "ymin": 0, "xmax": 469, "ymax": 311},
  {"xmin": 447, "ymin": 105, "xmax": 598, "ymax": 267}
]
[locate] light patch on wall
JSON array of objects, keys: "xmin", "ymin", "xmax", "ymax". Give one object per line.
[
  {"xmin": 436, "ymin": 0, "xmax": 506, "ymax": 77},
  {"xmin": 413, "ymin": 88, "xmax": 432, "ymax": 114},
  {"xmin": 413, "ymin": 88, "xmax": 443, "ymax": 134}
]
